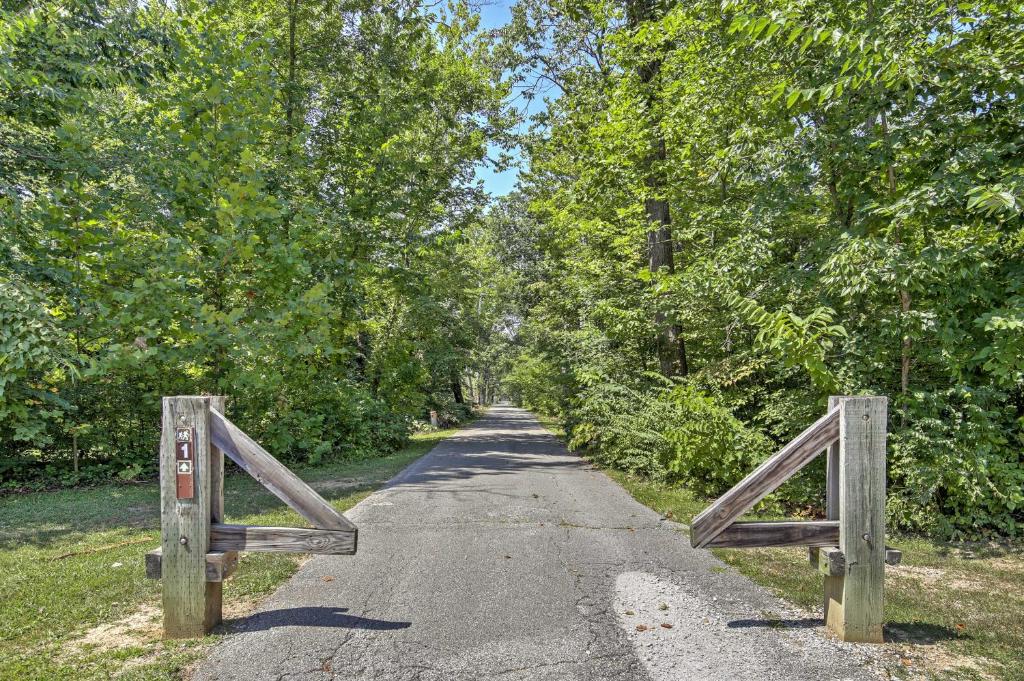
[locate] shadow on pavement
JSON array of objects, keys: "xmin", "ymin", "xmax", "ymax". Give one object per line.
[
  {"xmin": 224, "ymin": 607, "xmax": 412, "ymax": 632},
  {"xmin": 727, "ymin": 617, "xmax": 823, "ymax": 630}
]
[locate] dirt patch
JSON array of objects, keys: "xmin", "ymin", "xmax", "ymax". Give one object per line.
[
  {"xmin": 985, "ymin": 556, "xmax": 1024, "ymax": 573},
  {"xmin": 888, "ymin": 564, "xmax": 992, "ymax": 593},
  {"xmin": 74, "ymin": 603, "xmax": 162, "ymax": 653},
  {"xmin": 945, "ymin": 577, "xmax": 989, "ymax": 592},
  {"xmin": 888, "ymin": 564, "xmax": 945, "ymax": 584},
  {"xmin": 891, "ymin": 642, "xmax": 1000, "ymax": 681}
]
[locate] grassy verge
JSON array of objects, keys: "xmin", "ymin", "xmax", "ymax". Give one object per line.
[
  {"xmin": 536, "ymin": 413, "xmax": 1024, "ymax": 681},
  {"xmin": 0, "ymin": 426, "xmax": 462, "ymax": 681}
]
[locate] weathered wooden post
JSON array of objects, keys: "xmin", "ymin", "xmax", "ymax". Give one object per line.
[
  {"xmin": 823, "ymin": 395, "xmax": 887, "ymax": 643},
  {"xmin": 159, "ymin": 396, "xmax": 223, "ymax": 638}
]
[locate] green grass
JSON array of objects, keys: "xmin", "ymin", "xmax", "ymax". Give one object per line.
[
  {"xmin": 0, "ymin": 426, "xmax": 461, "ymax": 681},
  {"xmin": 535, "ymin": 415, "xmax": 1024, "ymax": 681}
]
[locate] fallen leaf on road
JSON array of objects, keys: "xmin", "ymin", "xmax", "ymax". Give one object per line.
[
  {"xmin": 636, "ymin": 624, "xmax": 648, "ymax": 632},
  {"xmin": 660, "ymin": 623, "xmax": 672, "ymax": 629},
  {"xmin": 625, "ymin": 610, "xmax": 635, "ymax": 616},
  {"xmin": 658, "ymin": 603, "xmax": 668, "ymax": 611},
  {"xmin": 322, "ymin": 576, "xmax": 334, "ymax": 582}
]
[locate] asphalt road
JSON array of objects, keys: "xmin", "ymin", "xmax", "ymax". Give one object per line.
[{"xmin": 195, "ymin": 405, "xmax": 887, "ymax": 681}]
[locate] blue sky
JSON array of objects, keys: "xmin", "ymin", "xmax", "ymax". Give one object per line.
[{"xmin": 473, "ymin": 1, "xmax": 539, "ymax": 198}]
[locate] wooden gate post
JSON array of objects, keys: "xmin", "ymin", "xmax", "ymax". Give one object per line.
[
  {"xmin": 160, "ymin": 396, "xmax": 222, "ymax": 638},
  {"xmin": 824, "ymin": 396, "xmax": 887, "ymax": 643}
]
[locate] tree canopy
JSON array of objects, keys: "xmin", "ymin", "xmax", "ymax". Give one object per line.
[
  {"xmin": 490, "ymin": 0, "xmax": 1023, "ymax": 538},
  {"xmin": 1, "ymin": 0, "xmax": 507, "ymax": 484},
  {"xmin": 2, "ymin": 0, "xmax": 1021, "ymax": 538}
]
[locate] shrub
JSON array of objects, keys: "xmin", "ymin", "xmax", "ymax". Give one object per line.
[{"xmin": 566, "ymin": 380, "xmax": 773, "ymax": 497}]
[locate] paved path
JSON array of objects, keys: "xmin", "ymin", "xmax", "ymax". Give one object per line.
[{"xmin": 196, "ymin": 406, "xmax": 887, "ymax": 681}]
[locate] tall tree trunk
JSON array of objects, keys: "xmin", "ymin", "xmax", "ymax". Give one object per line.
[
  {"xmin": 627, "ymin": 0, "xmax": 688, "ymax": 377},
  {"xmin": 877, "ymin": 102, "xmax": 910, "ymax": 397},
  {"xmin": 452, "ymin": 375, "xmax": 465, "ymax": 404},
  {"xmin": 286, "ymin": 0, "xmax": 298, "ymax": 138},
  {"xmin": 279, "ymin": 0, "xmax": 300, "ymax": 241},
  {"xmin": 354, "ymin": 329, "xmax": 370, "ymax": 380},
  {"xmin": 866, "ymin": 0, "xmax": 910, "ymax": 397}
]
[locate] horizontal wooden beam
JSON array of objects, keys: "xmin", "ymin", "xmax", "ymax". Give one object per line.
[
  {"xmin": 691, "ymin": 409, "xmax": 839, "ymax": 548},
  {"xmin": 209, "ymin": 523, "xmax": 357, "ymax": 555},
  {"xmin": 704, "ymin": 520, "xmax": 839, "ymax": 548},
  {"xmin": 210, "ymin": 409, "xmax": 357, "ymax": 533},
  {"xmin": 145, "ymin": 548, "xmax": 239, "ymax": 582}
]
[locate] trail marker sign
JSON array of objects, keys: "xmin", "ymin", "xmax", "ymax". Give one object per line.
[{"xmin": 174, "ymin": 427, "xmax": 195, "ymax": 499}]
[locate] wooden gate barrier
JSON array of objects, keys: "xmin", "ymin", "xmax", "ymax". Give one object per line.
[
  {"xmin": 690, "ymin": 395, "xmax": 900, "ymax": 643},
  {"xmin": 144, "ymin": 396, "xmax": 358, "ymax": 638}
]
